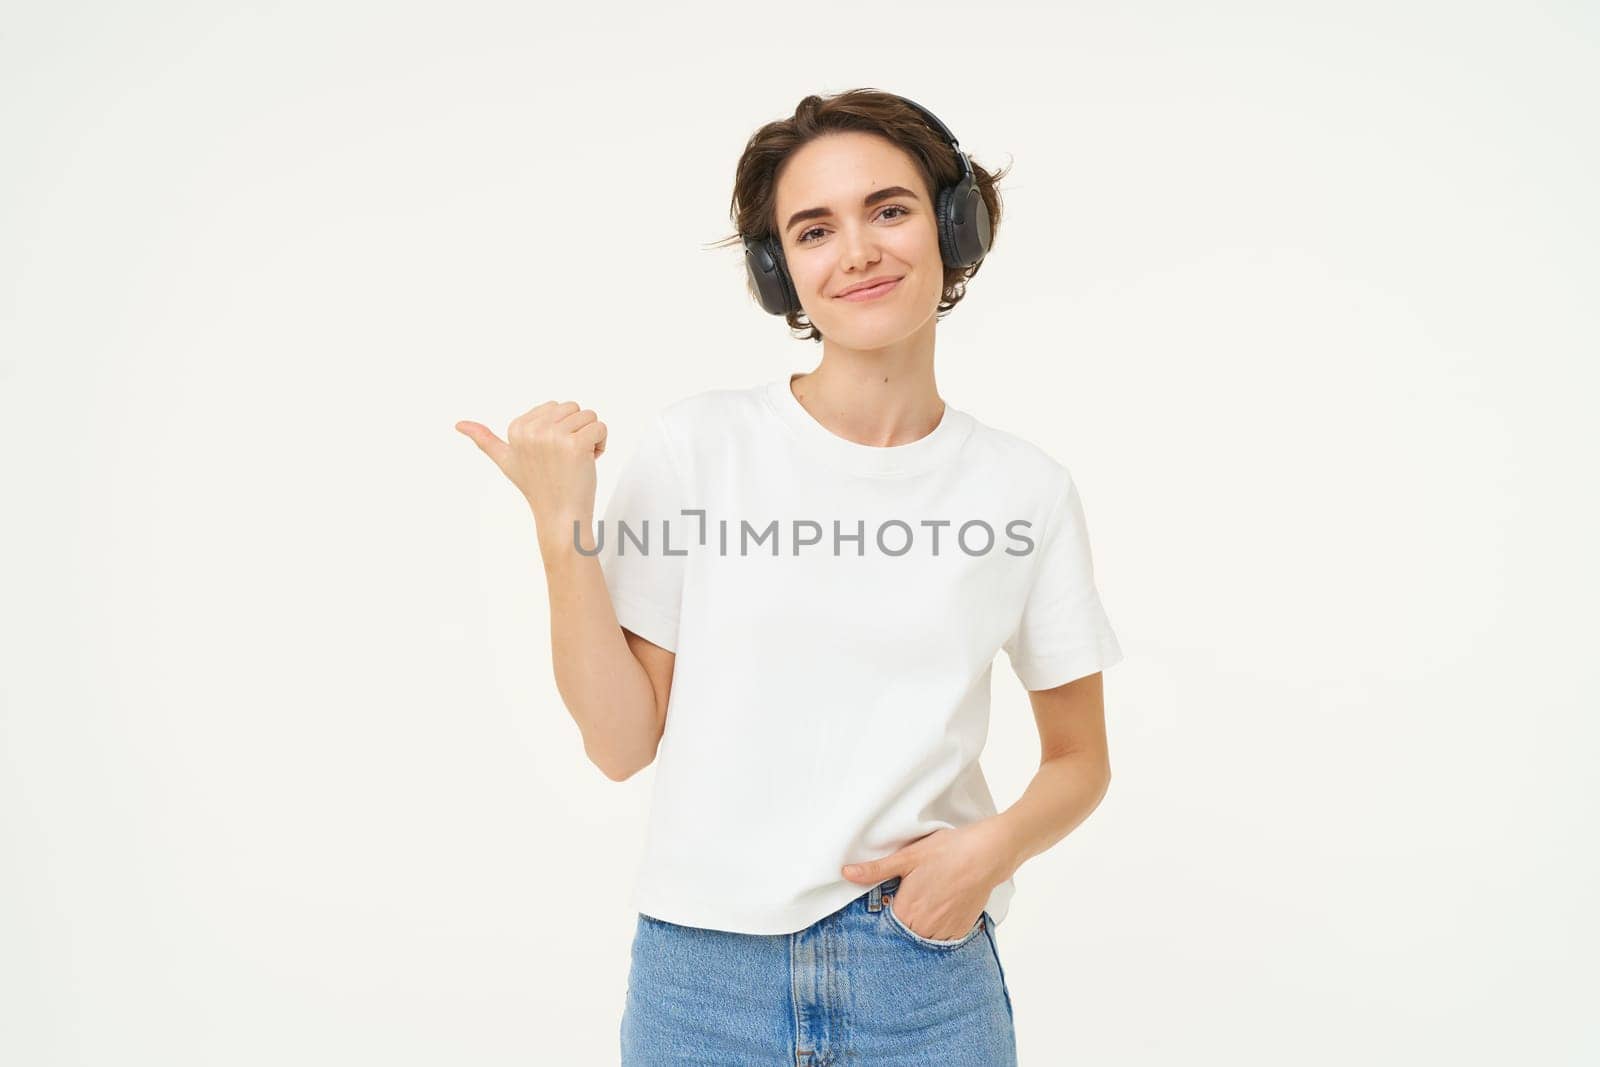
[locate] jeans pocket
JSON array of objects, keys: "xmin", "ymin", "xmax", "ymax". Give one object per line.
[{"xmin": 883, "ymin": 894, "xmax": 987, "ymax": 949}]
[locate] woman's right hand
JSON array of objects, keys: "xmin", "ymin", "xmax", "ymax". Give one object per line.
[{"xmin": 455, "ymin": 401, "xmax": 608, "ymax": 545}]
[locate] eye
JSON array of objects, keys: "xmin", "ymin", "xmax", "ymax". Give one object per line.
[{"xmin": 795, "ymin": 204, "xmax": 912, "ymax": 245}]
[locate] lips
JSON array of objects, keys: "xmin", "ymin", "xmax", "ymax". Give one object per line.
[{"xmin": 835, "ymin": 276, "xmax": 903, "ymax": 301}]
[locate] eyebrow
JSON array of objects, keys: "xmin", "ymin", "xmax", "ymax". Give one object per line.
[{"xmin": 784, "ymin": 185, "xmax": 919, "ymax": 234}]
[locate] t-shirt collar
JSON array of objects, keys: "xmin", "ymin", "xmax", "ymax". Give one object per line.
[{"xmin": 763, "ymin": 373, "xmax": 974, "ymax": 478}]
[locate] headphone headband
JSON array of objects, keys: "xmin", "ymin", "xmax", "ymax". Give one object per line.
[{"xmin": 891, "ymin": 94, "xmax": 974, "ymax": 186}]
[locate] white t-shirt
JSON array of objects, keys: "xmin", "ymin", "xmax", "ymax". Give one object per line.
[{"xmin": 597, "ymin": 374, "xmax": 1124, "ymax": 935}]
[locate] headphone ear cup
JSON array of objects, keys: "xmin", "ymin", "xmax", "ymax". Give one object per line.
[
  {"xmin": 938, "ymin": 179, "xmax": 991, "ymax": 269},
  {"xmin": 743, "ymin": 233, "xmax": 800, "ymax": 316},
  {"xmin": 952, "ymin": 184, "xmax": 992, "ymax": 267},
  {"xmin": 934, "ymin": 184, "xmax": 962, "ymax": 268},
  {"xmin": 772, "ymin": 236, "xmax": 801, "ymax": 315}
]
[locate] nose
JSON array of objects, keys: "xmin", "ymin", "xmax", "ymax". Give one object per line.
[{"xmin": 837, "ymin": 220, "xmax": 881, "ymax": 275}]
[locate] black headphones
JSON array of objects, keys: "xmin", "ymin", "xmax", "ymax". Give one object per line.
[{"xmin": 741, "ymin": 94, "xmax": 993, "ymax": 317}]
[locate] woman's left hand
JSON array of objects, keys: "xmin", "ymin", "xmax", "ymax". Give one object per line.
[{"xmin": 840, "ymin": 820, "xmax": 1018, "ymax": 941}]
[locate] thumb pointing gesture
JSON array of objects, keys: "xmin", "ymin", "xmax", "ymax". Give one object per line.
[
  {"xmin": 455, "ymin": 401, "xmax": 605, "ymax": 541},
  {"xmin": 455, "ymin": 420, "xmax": 511, "ymax": 472}
]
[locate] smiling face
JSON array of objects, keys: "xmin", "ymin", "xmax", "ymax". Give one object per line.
[{"xmin": 772, "ymin": 130, "xmax": 944, "ymax": 347}]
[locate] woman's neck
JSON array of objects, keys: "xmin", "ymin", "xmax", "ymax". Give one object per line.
[{"xmin": 792, "ymin": 323, "xmax": 944, "ymax": 448}]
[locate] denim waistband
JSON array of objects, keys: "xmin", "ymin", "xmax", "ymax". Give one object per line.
[{"xmin": 866, "ymin": 875, "xmax": 902, "ymax": 911}]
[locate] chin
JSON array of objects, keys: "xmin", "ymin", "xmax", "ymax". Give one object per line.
[
  {"xmin": 814, "ymin": 295, "xmax": 937, "ymax": 348},
  {"xmin": 817, "ymin": 317, "xmax": 921, "ymax": 349}
]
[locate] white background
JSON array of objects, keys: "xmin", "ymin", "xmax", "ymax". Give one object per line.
[{"xmin": 3, "ymin": 2, "xmax": 1596, "ymax": 1063}]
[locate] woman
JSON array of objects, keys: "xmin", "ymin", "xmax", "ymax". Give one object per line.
[{"xmin": 457, "ymin": 88, "xmax": 1124, "ymax": 1065}]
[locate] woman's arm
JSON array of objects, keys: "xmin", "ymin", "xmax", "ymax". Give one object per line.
[
  {"xmin": 991, "ymin": 671, "xmax": 1113, "ymax": 875},
  {"xmin": 541, "ymin": 518, "xmax": 673, "ymax": 782},
  {"xmin": 456, "ymin": 402, "xmax": 670, "ymax": 782},
  {"xmin": 841, "ymin": 671, "xmax": 1112, "ymax": 938}
]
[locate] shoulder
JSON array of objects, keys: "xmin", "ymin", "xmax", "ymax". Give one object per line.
[
  {"xmin": 639, "ymin": 380, "xmax": 773, "ymax": 472},
  {"xmin": 649, "ymin": 379, "xmax": 774, "ymax": 441},
  {"xmin": 654, "ymin": 380, "xmax": 768, "ymax": 432},
  {"xmin": 959, "ymin": 408, "xmax": 1076, "ymax": 494}
]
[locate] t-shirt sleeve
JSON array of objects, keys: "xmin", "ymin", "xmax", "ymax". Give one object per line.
[
  {"xmin": 597, "ymin": 413, "xmax": 690, "ymax": 654},
  {"xmin": 1002, "ymin": 472, "xmax": 1124, "ymax": 691}
]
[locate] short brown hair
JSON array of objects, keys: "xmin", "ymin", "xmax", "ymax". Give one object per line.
[{"xmin": 711, "ymin": 88, "xmax": 1011, "ymax": 342}]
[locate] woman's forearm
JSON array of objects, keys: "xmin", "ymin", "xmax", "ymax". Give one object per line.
[
  {"xmin": 990, "ymin": 750, "xmax": 1113, "ymax": 880},
  {"xmin": 538, "ymin": 511, "xmax": 661, "ymax": 780}
]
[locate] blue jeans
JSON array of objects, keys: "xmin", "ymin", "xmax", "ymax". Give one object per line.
[{"xmin": 620, "ymin": 875, "xmax": 1017, "ymax": 1065}]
